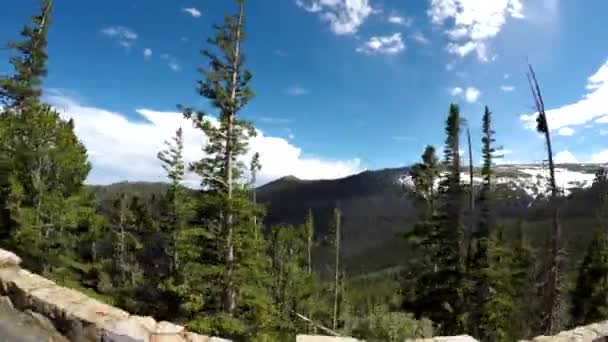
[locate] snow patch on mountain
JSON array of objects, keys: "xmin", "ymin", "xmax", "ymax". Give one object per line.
[{"xmin": 398, "ymin": 165, "xmax": 599, "ymax": 199}]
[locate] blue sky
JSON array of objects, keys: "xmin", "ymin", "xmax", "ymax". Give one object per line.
[{"xmin": 2, "ymin": 0, "xmax": 608, "ymax": 185}]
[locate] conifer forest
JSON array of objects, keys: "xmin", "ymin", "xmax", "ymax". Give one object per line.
[{"xmin": 2, "ymin": 1, "xmax": 608, "ymax": 341}]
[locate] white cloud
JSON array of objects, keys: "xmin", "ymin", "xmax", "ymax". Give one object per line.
[
  {"xmin": 100, "ymin": 26, "xmax": 138, "ymax": 50},
  {"xmin": 388, "ymin": 13, "xmax": 412, "ymax": 26},
  {"xmin": 450, "ymin": 87, "xmax": 464, "ymax": 96},
  {"xmin": 285, "ymin": 85, "xmax": 309, "ymax": 96},
  {"xmin": 450, "ymin": 86, "xmax": 480, "ymax": 103},
  {"xmin": 356, "ymin": 33, "xmax": 405, "ymax": 55},
  {"xmin": 168, "ymin": 62, "xmax": 181, "ymax": 72},
  {"xmin": 591, "ymin": 150, "xmax": 608, "ymax": 163},
  {"xmin": 504, "ymin": 73, "xmax": 510, "ymax": 79},
  {"xmin": 500, "ymin": 85, "xmax": 515, "ymax": 92},
  {"xmin": 554, "ymin": 150, "xmax": 579, "ymax": 164},
  {"xmin": 521, "ymin": 58, "xmax": 608, "ymax": 131},
  {"xmin": 182, "ymin": 7, "xmax": 202, "ymax": 18},
  {"xmin": 410, "ymin": 31, "xmax": 430, "ymax": 45},
  {"xmin": 428, "ymin": 0, "xmax": 524, "ymax": 61},
  {"xmin": 295, "ymin": 0, "xmax": 373, "ymax": 35},
  {"xmin": 596, "ymin": 115, "xmax": 608, "ymax": 124},
  {"xmin": 47, "ymin": 94, "xmax": 363, "ymax": 186},
  {"xmin": 143, "ymin": 48, "xmax": 152, "ymax": 60},
  {"xmin": 557, "ymin": 126, "xmax": 575, "ymax": 136},
  {"xmin": 465, "ymin": 87, "xmax": 481, "ymax": 103}
]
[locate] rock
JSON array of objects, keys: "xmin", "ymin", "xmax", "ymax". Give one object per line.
[
  {"xmin": 26, "ymin": 309, "xmax": 57, "ymax": 332},
  {"xmin": 296, "ymin": 336, "xmax": 363, "ymax": 342},
  {"xmin": 102, "ymin": 317, "xmax": 152, "ymax": 342},
  {"xmin": 0, "ymin": 296, "xmax": 14, "ymax": 311},
  {"xmin": 0, "ymin": 249, "xmax": 21, "ymax": 268}
]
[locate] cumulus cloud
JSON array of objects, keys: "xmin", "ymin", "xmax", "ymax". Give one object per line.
[
  {"xmin": 591, "ymin": 150, "xmax": 608, "ymax": 163},
  {"xmin": 450, "ymin": 86, "xmax": 480, "ymax": 103},
  {"xmin": 388, "ymin": 13, "xmax": 412, "ymax": 26},
  {"xmin": 428, "ymin": 0, "xmax": 524, "ymax": 61},
  {"xmin": 465, "ymin": 87, "xmax": 481, "ymax": 103},
  {"xmin": 46, "ymin": 94, "xmax": 363, "ymax": 186},
  {"xmin": 285, "ymin": 85, "xmax": 309, "ymax": 96},
  {"xmin": 520, "ymin": 58, "xmax": 608, "ymax": 131},
  {"xmin": 182, "ymin": 7, "xmax": 202, "ymax": 18},
  {"xmin": 356, "ymin": 33, "xmax": 405, "ymax": 55},
  {"xmin": 450, "ymin": 87, "xmax": 464, "ymax": 96},
  {"xmin": 295, "ymin": 0, "xmax": 373, "ymax": 35},
  {"xmin": 500, "ymin": 85, "xmax": 515, "ymax": 92},
  {"xmin": 410, "ymin": 31, "xmax": 430, "ymax": 45},
  {"xmin": 100, "ymin": 26, "xmax": 138, "ymax": 49},
  {"xmin": 557, "ymin": 127, "xmax": 575, "ymax": 136},
  {"xmin": 143, "ymin": 48, "xmax": 152, "ymax": 60},
  {"xmin": 554, "ymin": 150, "xmax": 579, "ymax": 164}
]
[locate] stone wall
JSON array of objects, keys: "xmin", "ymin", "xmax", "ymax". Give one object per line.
[
  {"xmin": 4, "ymin": 248, "xmax": 608, "ymax": 342},
  {"xmin": 0, "ymin": 248, "xmax": 230, "ymax": 342}
]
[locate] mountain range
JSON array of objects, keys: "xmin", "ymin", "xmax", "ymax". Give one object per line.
[{"xmin": 89, "ymin": 163, "xmax": 607, "ymax": 275}]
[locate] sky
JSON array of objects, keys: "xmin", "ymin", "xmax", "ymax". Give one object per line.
[{"xmin": 1, "ymin": 0, "xmax": 608, "ymax": 186}]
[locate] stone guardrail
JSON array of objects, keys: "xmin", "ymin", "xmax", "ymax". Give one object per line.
[
  {"xmin": 3, "ymin": 248, "xmax": 608, "ymax": 342},
  {"xmin": 0, "ymin": 248, "xmax": 230, "ymax": 342}
]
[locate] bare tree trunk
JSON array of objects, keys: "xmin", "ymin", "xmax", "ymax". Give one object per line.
[
  {"xmin": 528, "ymin": 64, "xmax": 562, "ymax": 334},
  {"xmin": 223, "ymin": 2, "xmax": 244, "ymax": 315},
  {"xmin": 466, "ymin": 128, "xmax": 474, "ymax": 266},
  {"xmin": 306, "ymin": 210, "xmax": 314, "ymax": 333},
  {"xmin": 332, "ymin": 208, "xmax": 341, "ymax": 331}
]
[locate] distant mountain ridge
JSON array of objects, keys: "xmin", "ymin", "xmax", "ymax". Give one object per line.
[{"xmin": 88, "ymin": 163, "xmax": 607, "ymax": 273}]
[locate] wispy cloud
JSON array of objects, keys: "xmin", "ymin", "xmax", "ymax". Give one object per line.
[
  {"xmin": 100, "ymin": 26, "xmax": 138, "ymax": 50},
  {"xmin": 295, "ymin": 0, "xmax": 374, "ymax": 35},
  {"xmin": 428, "ymin": 0, "xmax": 524, "ymax": 61},
  {"xmin": 500, "ymin": 85, "xmax": 515, "ymax": 92},
  {"xmin": 557, "ymin": 127, "xmax": 575, "ymax": 136},
  {"xmin": 410, "ymin": 31, "xmax": 430, "ymax": 45},
  {"xmin": 387, "ymin": 12, "xmax": 412, "ymax": 27},
  {"xmin": 143, "ymin": 48, "xmax": 152, "ymax": 60},
  {"xmin": 285, "ymin": 85, "xmax": 309, "ymax": 96},
  {"xmin": 356, "ymin": 33, "xmax": 405, "ymax": 55},
  {"xmin": 168, "ymin": 61, "xmax": 181, "ymax": 72},
  {"xmin": 449, "ymin": 86, "xmax": 480, "ymax": 103},
  {"xmin": 182, "ymin": 7, "xmax": 202, "ymax": 18}
]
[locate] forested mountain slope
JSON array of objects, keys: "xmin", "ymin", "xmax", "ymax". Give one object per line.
[{"xmin": 90, "ymin": 163, "xmax": 604, "ymax": 273}]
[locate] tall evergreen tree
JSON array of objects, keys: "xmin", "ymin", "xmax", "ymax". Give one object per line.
[
  {"xmin": 511, "ymin": 220, "xmax": 536, "ymax": 339},
  {"xmin": 180, "ymin": 0, "xmax": 275, "ymax": 337},
  {"xmin": 0, "ymin": 0, "xmax": 52, "ymax": 109},
  {"xmin": 570, "ymin": 170, "xmax": 608, "ymax": 326},
  {"xmin": 468, "ymin": 106, "xmax": 516, "ymax": 341},
  {"xmin": 331, "ymin": 206, "xmax": 343, "ymax": 331},
  {"xmin": 405, "ymin": 105, "xmax": 465, "ymax": 335}
]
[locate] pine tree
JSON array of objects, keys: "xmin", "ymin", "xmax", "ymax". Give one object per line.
[
  {"xmin": 469, "ymin": 106, "xmax": 516, "ymax": 341},
  {"xmin": 180, "ymin": 1, "xmax": 275, "ymax": 337},
  {"xmin": 249, "ymin": 152, "xmax": 261, "ymax": 228},
  {"xmin": 408, "ymin": 145, "xmax": 440, "ymax": 212},
  {"xmin": 405, "ymin": 105, "xmax": 465, "ymax": 335},
  {"xmin": 570, "ymin": 171, "xmax": 608, "ymax": 326},
  {"xmin": 331, "ymin": 206, "xmax": 343, "ymax": 331},
  {"xmin": 511, "ymin": 221, "xmax": 536, "ymax": 339},
  {"xmin": 0, "ymin": 0, "xmax": 52, "ymax": 110},
  {"xmin": 267, "ymin": 224, "xmax": 314, "ymax": 337}
]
